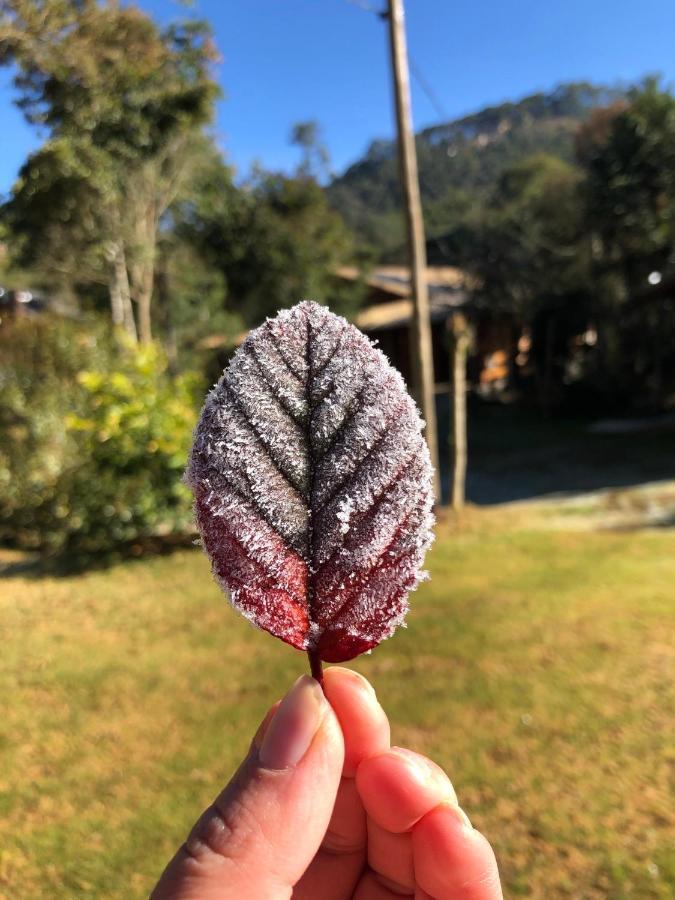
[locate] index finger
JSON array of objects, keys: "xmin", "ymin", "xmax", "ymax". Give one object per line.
[
  {"xmin": 324, "ymin": 667, "xmax": 390, "ymax": 778},
  {"xmin": 293, "ymin": 666, "xmax": 390, "ymax": 900}
]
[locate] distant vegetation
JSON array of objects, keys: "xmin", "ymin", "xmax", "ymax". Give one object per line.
[{"xmin": 327, "ymin": 82, "xmax": 625, "ymax": 257}]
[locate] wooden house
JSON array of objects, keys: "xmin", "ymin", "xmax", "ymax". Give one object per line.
[
  {"xmin": 197, "ymin": 264, "xmax": 519, "ymax": 397},
  {"xmin": 333, "ymin": 265, "xmax": 517, "ymax": 395}
]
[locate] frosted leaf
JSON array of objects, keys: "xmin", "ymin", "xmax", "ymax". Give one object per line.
[
  {"xmin": 185, "ymin": 301, "xmax": 435, "ymax": 663},
  {"xmin": 337, "ymin": 495, "xmax": 355, "ymax": 535}
]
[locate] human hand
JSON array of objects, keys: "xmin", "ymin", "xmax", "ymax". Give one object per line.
[{"xmin": 151, "ymin": 668, "xmax": 502, "ymax": 899}]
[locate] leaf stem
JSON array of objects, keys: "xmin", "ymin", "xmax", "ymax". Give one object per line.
[{"xmin": 308, "ymin": 648, "xmax": 324, "ymax": 687}]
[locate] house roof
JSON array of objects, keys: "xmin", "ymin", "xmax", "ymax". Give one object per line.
[
  {"xmin": 196, "ymin": 265, "xmax": 472, "ymax": 350},
  {"xmin": 355, "ymin": 294, "xmax": 468, "ymax": 332},
  {"xmin": 338, "ymin": 264, "xmax": 471, "ymax": 332},
  {"xmin": 335, "ymin": 264, "xmax": 469, "ymax": 298}
]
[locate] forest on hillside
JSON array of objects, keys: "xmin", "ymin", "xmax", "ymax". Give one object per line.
[{"xmin": 327, "ymin": 82, "xmax": 626, "ymax": 258}]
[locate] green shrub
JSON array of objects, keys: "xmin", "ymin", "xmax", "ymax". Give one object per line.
[
  {"xmin": 0, "ymin": 316, "xmax": 200, "ymax": 563},
  {"xmin": 0, "ymin": 316, "xmax": 111, "ymax": 552}
]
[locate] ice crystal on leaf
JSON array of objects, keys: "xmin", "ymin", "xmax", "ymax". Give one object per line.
[{"xmin": 186, "ymin": 301, "xmax": 435, "ymax": 663}]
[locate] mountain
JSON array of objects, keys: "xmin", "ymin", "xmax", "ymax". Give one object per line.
[{"xmin": 326, "ymin": 82, "xmax": 625, "ymax": 260}]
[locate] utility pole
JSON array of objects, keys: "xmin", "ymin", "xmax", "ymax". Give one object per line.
[{"xmin": 385, "ymin": 0, "xmax": 440, "ymax": 502}]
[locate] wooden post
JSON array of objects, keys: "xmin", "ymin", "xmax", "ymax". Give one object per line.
[
  {"xmin": 450, "ymin": 313, "xmax": 470, "ymax": 511},
  {"xmin": 386, "ymin": 0, "xmax": 440, "ymax": 502}
]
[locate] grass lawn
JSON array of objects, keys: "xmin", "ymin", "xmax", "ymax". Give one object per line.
[{"xmin": 1, "ymin": 516, "xmax": 674, "ymax": 898}]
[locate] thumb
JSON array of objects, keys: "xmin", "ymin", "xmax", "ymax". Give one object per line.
[{"xmin": 151, "ymin": 675, "xmax": 344, "ymax": 900}]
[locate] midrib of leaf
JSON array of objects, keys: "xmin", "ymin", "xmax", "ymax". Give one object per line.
[{"xmin": 304, "ymin": 310, "xmax": 317, "ymax": 633}]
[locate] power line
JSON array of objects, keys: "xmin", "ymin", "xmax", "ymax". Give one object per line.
[
  {"xmin": 346, "ymin": 0, "xmax": 448, "ymax": 122},
  {"xmin": 408, "ymin": 56, "xmax": 448, "ymax": 121},
  {"xmin": 346, "ymin": 0, "xmax": 385, "ymax": 15}
]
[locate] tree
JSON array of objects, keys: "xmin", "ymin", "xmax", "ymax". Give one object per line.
[
  {"xmin": 3, "ymin": 138, "xmax": 139, "ymax": 337},
  {"xmin": 154, "ymin": 237, "xmax": 243, "ymax": 374},
  {"xmin": 0, "ymin": 0, "xmax": 219, "ymax": 342},
  {"xmin": 290, "ymin": 120, "xmax": 331, "ymax": 181},
  {"xmin": 576, "ymin": 80, "xmax": 675, "ymax": 407},
  {"xmin": 578, "ymin": 80, "xmax": 675, "ymax": 294},
  {"xmin": 175, "ymin": 156, "xmax": 362, "ymax": 327},
  {"xmin": 460, "ymin": 154, "xmax": 592, "ymax": 411},
  {"xmin": 462, "ymin": 154, "xmax": 590, "ymax": 316}
]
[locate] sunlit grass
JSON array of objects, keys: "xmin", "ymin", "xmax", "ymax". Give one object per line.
[{"xmin": 1, "ymin": 516, "xmax": 674, "ymax": 898}]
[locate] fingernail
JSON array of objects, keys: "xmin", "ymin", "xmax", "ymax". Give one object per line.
[
  {"xmin": 251, "ymin": 703, "xmax": 279, "ymax": 751},
  {"xmin": 438, "ymin": 801, "xmax": 473, "ymax": 831},
  {"xmin": 259, "ymin": 675, "xmax": 326, "ymax": 769}
]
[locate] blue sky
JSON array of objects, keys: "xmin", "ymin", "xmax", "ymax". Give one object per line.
[{"xmin": 1, "ymin": 0, "xmax": 675, "ymax": 194}]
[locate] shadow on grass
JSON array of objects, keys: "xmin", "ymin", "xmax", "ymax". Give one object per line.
[
  {"xmin": 650, "ymin": 512, "xmax": 675, "ymax": 529},
  {"xmin": 5, "ymin": 401, "xmax": 675, "ymax": 577},
  {"xmin": 0, "ymin": 532, "xmax": 198, "ymax": 580},
  {"xmin": 436, "ymin": 395, "xmax": 675, "ymax": 505}
]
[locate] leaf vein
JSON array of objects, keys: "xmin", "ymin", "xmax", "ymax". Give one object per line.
[
  {"xmin": 314, "ymin": 382, "xmax": 368, "ymax": 464},
  {"xmin": 218, "ymin": 473, "xmax": 307, "ymax": 562},
  {"xmin": 314, "ymin": 446, "xmax": 418, "ymax": 577},
  {"xmin": 320, "ymin": 507, "xmax": 415, "ymax": 626},
  {"xmin": 265, "ymin": 321, "xmax": 305, "ymax": 383},
  {"xmin": 311, "ymin": 325, "xmax": 346, "ymax": 385},
  {"xmin": 223, "ymin": 382, "xmax": 307, "ymax": 499},
  {"xmin": 245, "ymin": 342, "xmax": 307, "ymax": 427},
  {"xmin": 212, "ymin": 516, "xmax": 306, "ymax": 607},
  {"xmin": 316, "ymin": 400, "xmax": 407, "ymax": 511}
]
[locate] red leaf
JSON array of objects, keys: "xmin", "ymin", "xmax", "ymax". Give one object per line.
[{"xmin": 186, "ymin": 301, "xmax": 434, "ymax": 663}]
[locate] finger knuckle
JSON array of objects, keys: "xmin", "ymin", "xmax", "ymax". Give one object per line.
[{"xmin": 185, "ymin": 792, "xmax": 264, "ymax": 865}]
